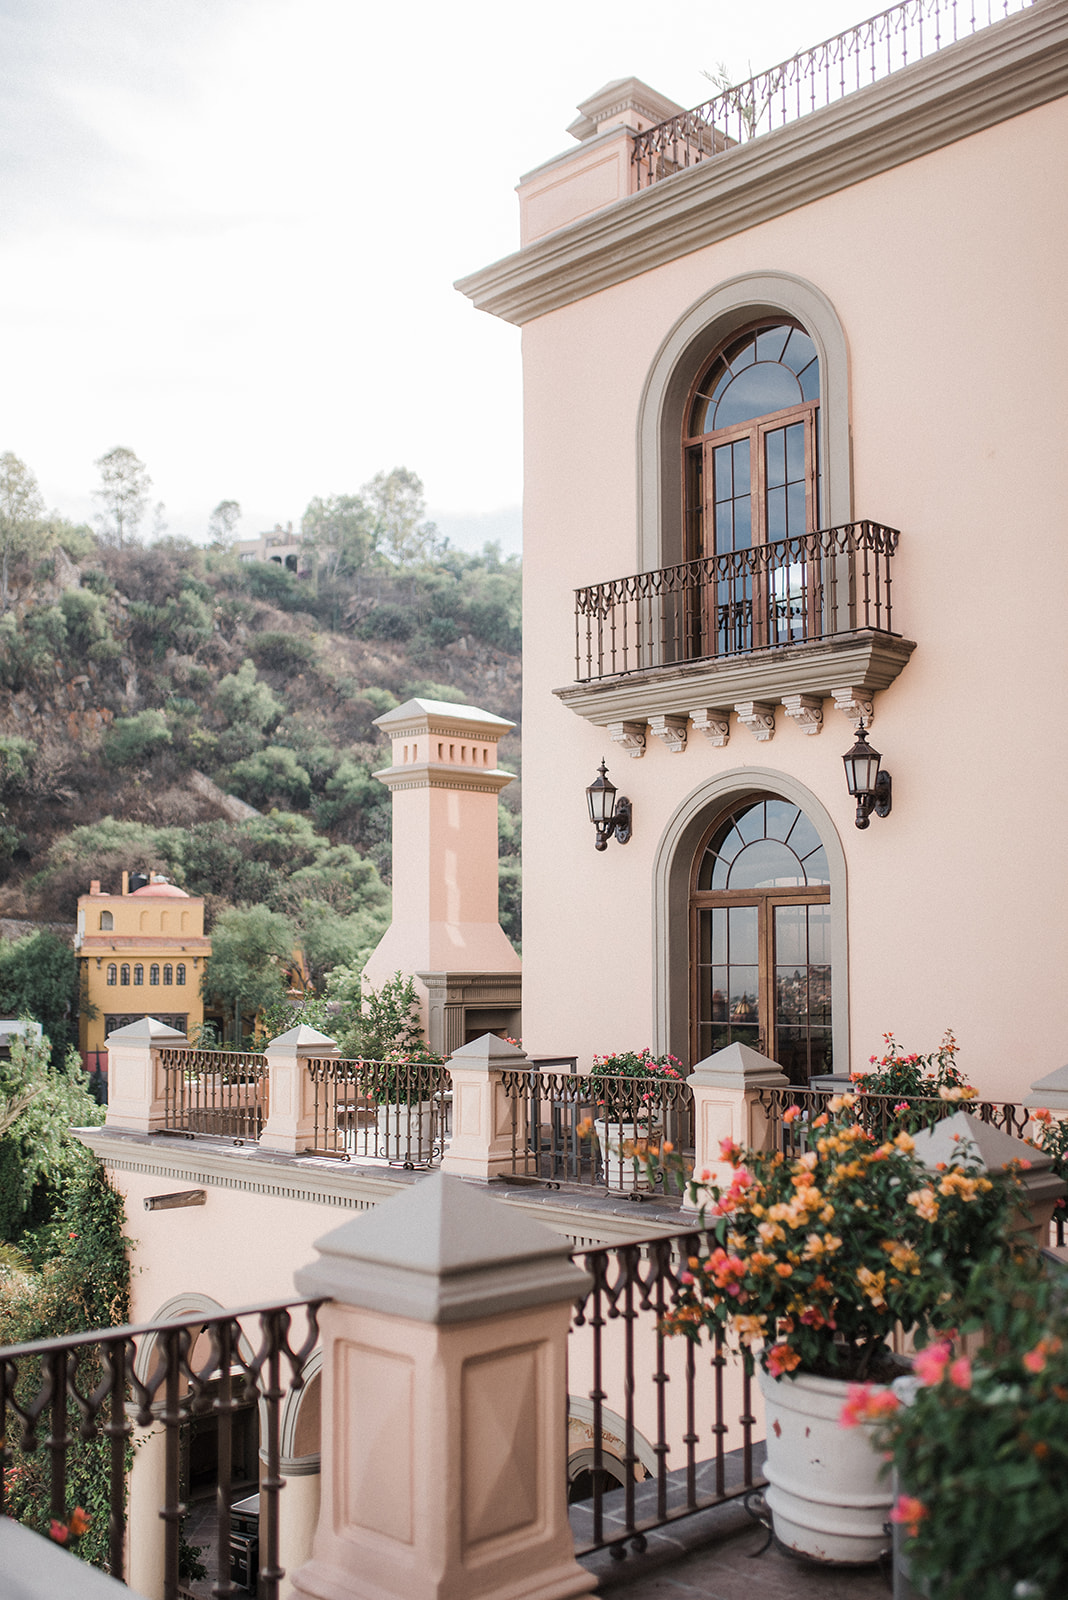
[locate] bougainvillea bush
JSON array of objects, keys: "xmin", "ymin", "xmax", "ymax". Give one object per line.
[
  {"xmin": 855, "ymin": 1248, "xmax": 1068, "ymax": 1600},
  {"xmin": 850, "ymin": 1030, "xmax": 978, "ymax": 1133},
  {"xmin": 660, "ymin": 1096, "xmax": 1016, "ymax": 1382},
  {"xmin": 589, "ymin": 1048, "xmax": 684, "ymax": 1129}
]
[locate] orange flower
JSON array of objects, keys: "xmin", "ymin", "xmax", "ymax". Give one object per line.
[
  {"xmin": 782, "ymin": 1105, "xmax": 802, "ymax": 1124},
  {"xmin": 766, "ymin": 1342, "xmax": 801, "ymax": 1377},
  {"xmin": 890, "ymin": 1494, "xmax": 928, "ymax": 1539},
  {"xmin": 839, "ymin": 1383, "xmax": 900, "ymax": 1428},
  {"xmin": 68, "ymin": 1507, "xmax": 91, "ymax": 1537}
]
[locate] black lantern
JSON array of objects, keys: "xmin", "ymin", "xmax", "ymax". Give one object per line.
[
  {"xmin": 842, "ymin": 720, "xmax": 892, "ymax": 830},
  {"xmin": 586, "ymin": 760, "xmax": 632, "ymax": 851}
]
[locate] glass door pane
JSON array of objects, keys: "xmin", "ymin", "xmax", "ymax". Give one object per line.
[
  {"xmin": 696, "ymin": 903, "xmax": 761, "ymax": 1061},
  {"xmin": 773, "ymin": 902, "xmax": 832, "ymax": 1085},
  {"xmin": 710, "ymin": 439, "xmax": 753, "ymax": 653}
]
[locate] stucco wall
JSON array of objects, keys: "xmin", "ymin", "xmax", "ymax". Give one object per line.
[{"xmin": 518, "ymin": 96, "xmax": 1068, "ymax": 1100}]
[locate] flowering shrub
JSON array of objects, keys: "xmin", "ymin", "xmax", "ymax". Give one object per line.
[
  {"xmin": 866, "ymin": 1249, "xmax": 1068, "ymax": 1600},
  {"xmin": 589, "ymin": 1048, "xmax": 684, "ymax": 1128},
  {"xmin": 1030, "ymin": 1108, "xmax": 1068, "ymax": 1221},
  {"xmin": 660, "ymin": 1096, "xmax": 1015, "ymax": 1382}
]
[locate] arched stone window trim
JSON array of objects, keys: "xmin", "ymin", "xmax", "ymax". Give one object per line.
[
  {"xmin": 100, "ymin": 911, "xmax": 114, "ymax": 931},
  {"xmin": 635, "ymin": 272, "xmax": 851, "ymax": 573},
  {"xmin": 651, "ymin": 767, "xmax": 849, "ymax": 1072}
]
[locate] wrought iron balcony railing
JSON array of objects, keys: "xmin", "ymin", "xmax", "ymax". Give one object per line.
[
  {"xmin": 574, "ymin": 521, "xmax": 898, "ymax": 683},
  {"xmin": 632, "ymin": 0, "xmax": 1035, "ymax": 188}
]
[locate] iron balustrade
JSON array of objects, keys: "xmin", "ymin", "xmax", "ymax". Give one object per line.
[
  {"xmin": 159, "ymin": 1047, "xmax": 269, "ymax": 1142},
  {"xmin": 568, "ymin": 1227, "xmax": 761, "ymax": 1555},
  {"xmin": 633, "ymin": 0, "xmax": 1035, "ymax": 187},
  {"xmin": 306, "ymin": 1055, "xmax": 451, "ymax": 1167},
  {"xmin": 501, "ymin": 1069, "xmax": 694, "ymax": 1197},
  {"xmin": 0, "ymin": 1299, "xmax": 321, "ymax": 1600},
  {"xmin": 574, "ymin": 521, "xmax": 898, "ymax": 682}
]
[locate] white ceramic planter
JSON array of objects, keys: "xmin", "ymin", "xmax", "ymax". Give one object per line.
[
  {"xmin": 375, "ymin": 1100, "xmax": 437, "ymax": 1164},
  {"xmin": 758, "ymin": 1367, "xmax": 894, "ymax": 1565},
  {"xmin": 596, "ymin": 1121, "xmax": 659, "ymax": 1192}
]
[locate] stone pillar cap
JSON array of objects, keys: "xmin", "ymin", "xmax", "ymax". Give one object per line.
[
  {"xmin": 449, "ymin": 1031, "xmax": 527, "ymax": 1066},
  {"xmin": 294, "ymin": 1172, "xmax": 588, "ymax": 1323},
  {"xmin": 265, "ymin": 1024, "xmax": 338, "ymax": 1053},
  {"xmin": 911, "ymin": 1111, "xmax": 1066, "ymax": 1205},
  {"xmin": 1027, "ymin": 1063, "xmax": 1068, "ymax": 1110},
  {"xmin": 688, "ymin": 1041, "xmax": 788, "ymax": 1090},
  {"xmin": 373, "ymin": 698, "xmax": 515, "ymax": 739},
  {"xmin": 105, "ymin": 1016, "xmax": 187, "ymax": 1045}
]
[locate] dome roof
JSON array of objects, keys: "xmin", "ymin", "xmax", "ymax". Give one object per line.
[{"xmin": 130, "ymin": 882, "xmax": 189, "ymax": 898}]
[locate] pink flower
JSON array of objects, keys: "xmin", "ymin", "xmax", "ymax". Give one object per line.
[
  {"xmin": 948, "ymin": 1357, "xmax": 972, "ymax": 1390},
  {"xmin": 783, "ymin": 1105, "xmax": 802, "ymax": 1124},
  {"xmin": 913, "ymin": 1341, "xmax": 952, "ymax": 1386},
  {"xmin": 49, "ymin": 1521, "xmax": 70, "ymax": 1546},
  {"xmin": 719, "ymin": 1137, "xmax": 742, "ymax": 1163},
  {"xmin": 767, "ymin": 1343, "xmax": 801, "ymax": 1377},
  {"xmin": 890, "ymin": 1495, "xmax": 928, "ymax": 1538},
  {"xmin": 839, "ymin": 1384, "xmax": 901, "ymax": 1428}
]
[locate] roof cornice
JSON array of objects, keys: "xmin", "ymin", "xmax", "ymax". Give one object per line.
[{"xmin": 456, "ymin": 2, "xmax": 1068, "ymax": 325}]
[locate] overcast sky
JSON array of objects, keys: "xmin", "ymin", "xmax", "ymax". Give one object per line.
[{"xmin": 0, "ymin": 0, "xmax": 869, "ymax": 553}]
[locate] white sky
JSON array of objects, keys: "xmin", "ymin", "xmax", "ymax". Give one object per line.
[{"xmin": 0, "ymin": 0, "xmax": 868, "ymax": 553}]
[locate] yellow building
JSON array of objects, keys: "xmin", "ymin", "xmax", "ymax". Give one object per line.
[{"xmin": 76, "ymin": 873, "xmax": 210, "ymax": 1055}]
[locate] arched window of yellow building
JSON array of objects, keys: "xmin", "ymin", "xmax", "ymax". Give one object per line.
[
  {"xmin": 120, "ymin": 964, "xmax": 130, "ymax": 986},
  {"xmin": 133, "ymin": 964, "xmax": 144, "ymax": 985},
  {"xmin": 107, "ymin": 964, "xmax": 117, "ymax": 986},
  {"xmin": 176, "ymin": 964, "xmax": 186, "ymax": 986},
  {"xmin": 163, "ymin": 963, "xmax": 173, "ymax": 985},
  {"xmin": 150, "ymin": 964, "xmax": 160, "ymax": 985},
  {"xmin": 100, "ymin": 911, "xmax": 113, "ymax": 931}
]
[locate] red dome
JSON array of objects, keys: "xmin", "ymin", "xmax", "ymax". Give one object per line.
[{"xmin": 130, "ymin": 882, "xmax": 189, "ymax": 898}]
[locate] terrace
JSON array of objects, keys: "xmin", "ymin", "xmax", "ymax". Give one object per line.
[{"xmin": 2, "ymin": 1022, "xmax": 1064, "ymax": 1600}]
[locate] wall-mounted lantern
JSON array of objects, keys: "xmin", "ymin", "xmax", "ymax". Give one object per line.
[
  {"xmin": 586, "ymin": 760, "xmax": 632, "ymax": 851},
  {"xmin": 842, "ymin": 720, "xmax": 892, "ymax": 829}
]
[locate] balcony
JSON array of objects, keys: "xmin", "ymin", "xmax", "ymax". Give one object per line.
[{"xmin": 556, "ymin": 523, "xmax": 915, "ymax": 747}]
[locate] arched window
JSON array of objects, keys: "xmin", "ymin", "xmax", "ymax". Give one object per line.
[
  {"xmin": 176, "ymin": 963, "xmax": 186, "ymax": 986},
  {"xmin": 684, "ymin": 322, "xmax": 820, "ymax": 655},
  {"xmin": 107, "ymin": 963, "xmax": 117, "ymax": 986},
  {"xmin": 120, "ymin": 964, "xmax": 130, "ymax": 986},
  {"xmin": 149, "ymin": 964, "xmax": 160, "ymax": 986},
  {"xmin": 133, "ymin": 964, "xmax": 144, "ymax": 986},
  {"xmin": 100, "ymin": 910, "xmax": 114, "ymax": 931},
  {"xmin": 163, "ymin": 963, "xmax": 173, "ymax": 985},
  {"xmin": 691, "ymin": 795, "xmax": 831, "ymax": 1085}
]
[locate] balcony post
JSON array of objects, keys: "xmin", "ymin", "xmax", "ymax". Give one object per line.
[
  {"xmin": 911, "ymin": 1112, "xmax": 1067, "ymax": 1250},
  {"xmin": 259, "ymin": 1026, "xmax": 339, "ymax": 1155},
  {"xmin": 103, "ymin": 1016, "xmax": 188, "ymax": 1134},
  {"xmin": 1027, "ymin": 1062, "xmax": 1068, "ymax": 1120},
  {"xmin": 440, "ymin": 1032, "xmax": 528, "ymax": 1181},
  {"xmin": 683, "ymin": 1042, "xmax": 788, "ymax": 1210},
  {"xmin": 126, "ymin": 1417, "xmax": 168, "ymax": 1599},
  {"xmin": 290, "ymin": 1173, "xmax": 596, "ymax": 1600}
]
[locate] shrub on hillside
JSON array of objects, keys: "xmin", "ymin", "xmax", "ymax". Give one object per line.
[
  {"xmin": 248, "ymin": 631, "xmax": 317, "ymax": 672},
  {"xmin": 103, "ymin": 710, "xmax": 172, "ymax": 767}
]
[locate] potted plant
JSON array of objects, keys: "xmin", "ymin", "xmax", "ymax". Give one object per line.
[
  {"xmin": 588, "ymin": 1048, "xmax": 684, "ymax": 1192},
  {"xmin": 659, "ymin": 1095, "xmax": 1015, "ymax": 1563},
  {"xmin": 369, "ymin": 1047, "xmax": 447, "ymax": 1166},
  {"xmin": 850, "ymin": 1029, "xmax": 978, "ymax": 1134},
  {"xmin": 863, "ymin": 1245, "xmax": 1068, "ymax": 1600}
]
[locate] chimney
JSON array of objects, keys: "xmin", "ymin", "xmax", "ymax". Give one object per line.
[
  {"xmin": 90, "ymin": 880, "xmax": 101, "ymax": 896},
  {"xmin": 122, "ymin": 871, "xmax": 129, "ymax": 895}
]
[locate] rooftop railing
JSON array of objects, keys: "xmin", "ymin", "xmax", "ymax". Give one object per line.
[
  {"xmin": 633, "ymin": 0, "xmax": 1036, "ymax": 187},
  {"xmin": 306, "ymin": 1054, "xmax": 452, "ymax": 1166},
  {"xmin": 574, "ymin": 521, "xmax": 898, "ymax": 682},
  {"xmin": 158, "ymin": 1046, "xmax": 269, "ymax": 1142}
]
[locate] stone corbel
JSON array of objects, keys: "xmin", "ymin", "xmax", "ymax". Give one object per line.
[
  {"xmin": 781, "ymin": 693, "xmax": 824, "ymax": 735},
  {"xmin": 689, "ymin": 708, "xmax": 731, "ymax": 747},
  {"xmin": 606, "ymin": 720, "xmax": 647, "ymax": 759},
  {"xmin": 735, "ymin": 701, "xmax": 776, "ymax": 741},
  {"xmin": 647, "ymin": 714, "xmax": 688, "ymax": 753},
  {"xmin": 832, "ymin": 687, "xmax": 875, "ymax": 728}
]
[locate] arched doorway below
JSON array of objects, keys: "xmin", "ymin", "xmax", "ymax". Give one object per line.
[{"xmin": 691, "ymin": 794, "xmax": 831, "ymax": 1084}]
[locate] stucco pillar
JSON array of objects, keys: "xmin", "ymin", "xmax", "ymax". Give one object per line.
[
  {"xmin": 683, "ymin": 1042, "xmax": 788, "ymax": 1210},
  {"xmin": 289, "ymin": 1173, "xmax": 596, "ymax": 1600},
  {"xmin": 440, "ymin": 1032, "xmax": 528, "ymax": 1181},
  {"xmin": 104, "ymin": 1017, "xmax": 188, "ymax": 1134},
  {"xmin": 259, "ymin": 1026, "xmax": 340, "ymax": 1155},
  {"xmin": 126, "ymin": 1419, "xmax": 168, "ymax": 1600},
  {"xmin": 277, "ymin": 1463, "xmax": 321, "ymax": 1600}
]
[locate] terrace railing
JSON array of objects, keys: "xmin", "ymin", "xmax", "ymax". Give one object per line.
[
  {"xmin": 568, "ymin": 1226, "xmax": 762, "ymax": 1554},
  {"xmin": 501, "ymin": 1069, "xmax": 694, "ymax": 1198},
  {"xmin": 306, "ymin": 1055, "xmax": 452, "ymax": 1167},
  {"xmin": 159, "ymin": 1047, "xmax": 269, "ymax": 1142},
  {"xmin": 574, "ymin": 521, "xmax": 898, "ymax": 682},
  {"xmin": 0, "ymin": 1298, "xmax": 321, "ymax": 1600},
  {"xmin": 633, "ymin": 0, "xmax": 1036, "ymax": 187}
]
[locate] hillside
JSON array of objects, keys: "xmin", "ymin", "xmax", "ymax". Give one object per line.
[{"xmin": 0, "ymin": 532, "xmax": 522, "ymax": 962}]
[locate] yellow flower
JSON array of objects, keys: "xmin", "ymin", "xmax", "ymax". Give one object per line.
[
  {"xmin": 856, "ymin": 1265, "xmax": 888, "ymax": 1308},
  {"xmin": 907, "ymin": 1187, "xmax": 939, "ymax": 1222},
  {"xmin": 893, "ymin": 1131, "xmax": 915, "ymax": 1153},
  {"xmin": 757, "ymin": 1220, "xmax": 786, "ymax": 1245},
  {"xmin": 882, "ymin": 1240, "xmax": 921, "ymax": 1274}
]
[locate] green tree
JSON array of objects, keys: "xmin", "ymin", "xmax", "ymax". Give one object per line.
[
  {"xmin": 227, "ymin": 746, "xmax": 312, "ymax": 810},
  {"xmin": 93, "ymin": 446, "xmax": 151, "ymax": 547},
  {"xmin": 208, "ymin": 499, "xmax": 241, "ymax": 544},
  {"xmin": 365, "ymin": 467, "xmax": 439, "ymax": 566},
  {"xmin": 0, "ymin": 452, "xmax": 50, "ymax": 611},
  {"xmin": 0, "ymin": 934, "xmax": 82, "ymax": 1063},
  {"xmin": 301, "ymin": 493, "xmax": 376, "ymax": 580},
  {"xmin": 202, "ymin": 905, "xmax": 296, "ymax": 1044},
  {"xmin": 214, "ymin": 659, "xmax": 282, "ymax": 733},
  {"xmin": 103, "ymin": 709, "xmax": 173, "ymax": 767}
]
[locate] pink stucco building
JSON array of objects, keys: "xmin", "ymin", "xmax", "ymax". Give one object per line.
[{"xmin": 459, "ymin": 0, "xmax": 1068, "ymax": 1101}]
